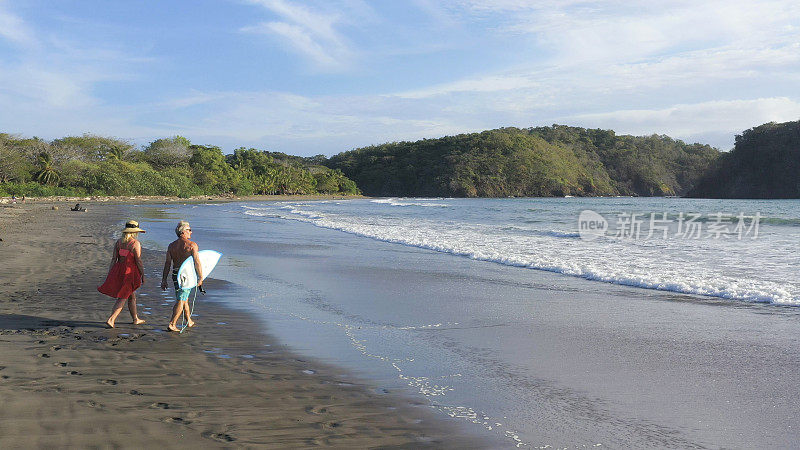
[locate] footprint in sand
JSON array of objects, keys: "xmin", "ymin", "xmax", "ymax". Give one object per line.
[
  {"xmin": 150, "ymin": 402, "xmax": 170, "ymax": 409},
  {"xmin": 163, "ymin": 417, "xmax": 191, "ymax": 425},
  {"xmin": 311, "ymin": 421, "xmax": 341, "ymax": 430},
  {"xmin": 37, "ymin": 353, "xmax": 50, "ymax": 358},
  {"xmin": 99, "ymin": 379, "xmax": 118, "ymax": 385},
  {"xmin": 129, "ymin": 390, "xmax": 143, "ymax": 395},
  {"xmin": 54, "ymin": 362, "xmax": 68, "ymax": 367},
  {"xmin": 77, "ymin": 400, "xmax": 102, "ymax": 409},
  {"xmin": 201, "ymin": 431, "xmax": 236, "ymax": 442},
  {"xmin": 69, "ymin": 370, "xmax": 82, "ymax": 375},
  {"xmin": 305, "ymin": 406, "xmax": 329, "ymax": 415},
  {"xmin": 50, "ymin": 345, "xmax": 61, "ymax": 351}
]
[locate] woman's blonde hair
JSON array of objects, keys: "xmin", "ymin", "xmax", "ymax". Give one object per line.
[{"xmin": 122, "ymin": 231, "xmax": 139, "ymax": 243}]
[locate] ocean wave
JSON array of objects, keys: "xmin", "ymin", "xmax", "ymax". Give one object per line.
[
  {"xmin": 600, "ymin": 211, "xmax": 799, "ymax": 227},
  {"xmin": 499, "ymin": 226, "xmax": 580, "ymax": 239},
  {"xmin": 371, "ymin": 198, "xmax": 449, "ymax": 208},
  {"xmin": 759, "ymin": 216, "xmax": 800, "ymax": 226},
  {"xmin": 244, "ymin": 206, "xmax": 799, "ymax": 306},
  {"xmin": 537, "ymin": 230, "xmax": 581, "ymax": 239}
]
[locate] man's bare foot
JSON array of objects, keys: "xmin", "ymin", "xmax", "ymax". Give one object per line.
[
  {"xmin": 167, "ymin": 324, "xmax": 179, "ymax": 332},
  {"xmin": 133, "ymin": 319, "xmax": 146, "ymax": 325},
  {"xmin": 105, "ymin": 320, "xmax": 115, "ymax": 328},
  {"xmin": 187, "ymin": 320, "xmax": 195, "ymax": 328}
]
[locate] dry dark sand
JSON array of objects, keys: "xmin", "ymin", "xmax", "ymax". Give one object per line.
[{"xmin": 0, "ymin": 202, "xmax": 483, "ymax": 448}]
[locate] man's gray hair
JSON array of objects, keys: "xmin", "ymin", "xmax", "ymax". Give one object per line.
[{"xmin": 175, "ymin": 220, "xmax": 191, "ymax": 237}]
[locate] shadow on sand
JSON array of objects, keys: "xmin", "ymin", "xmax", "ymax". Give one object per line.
[{"xmin": 0, "ymin": 314, "xmax": 105, "ymax": 331}]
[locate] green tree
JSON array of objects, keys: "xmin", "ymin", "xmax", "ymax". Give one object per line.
[
  {"xmin": 0, "ymin": 141, "xmax": 33, "ymax": 182},
  {"xmin": 143, "ymin": 135, "xmax": 192, "ymax": 168},
  {"xmin": 2, "ymin": 132, "xmax": 360, "ymax": 198},
  {"xmin": 326, "ymin": 125, "xmax": 719, "ymax": 197},
  {"xmin": 689, "ymin": 120, "xmax": 800, "ymax": 198},
  {"xmin": 51, "ymin": 134, "xmax": 134, "ymax": 162},
  {"xmin": 35, "ymin": 152, "xmax": 60, "ymax": 185},
  {"xmin": 189, "ymin": 145, "xmax": 249, "ymax": 194}
]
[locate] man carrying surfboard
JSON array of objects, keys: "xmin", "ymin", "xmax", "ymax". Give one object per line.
[{"xmin": 161, "ymin": 220, "xmax": 203, "ymax": 332}]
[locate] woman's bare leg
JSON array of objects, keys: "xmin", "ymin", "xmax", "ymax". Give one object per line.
[
  {"xmin": 106, "ymin": 299, "xmax": 126, "ymax": 328},
  {"xmin": 127, "ymin": 293, "xmax": 145, "ymax": 324}
]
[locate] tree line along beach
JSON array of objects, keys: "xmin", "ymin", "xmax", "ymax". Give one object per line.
[{"xmin": 2, "ymin": 120, "xmax": 800, "ymax": 201}]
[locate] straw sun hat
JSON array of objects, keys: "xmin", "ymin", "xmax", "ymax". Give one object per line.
[{"xmin": 122, "ymin": 220, "xmax": 146, "ymax": 233}]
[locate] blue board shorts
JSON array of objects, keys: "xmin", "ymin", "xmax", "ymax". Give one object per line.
[{"xmin": 172, "ymin": 270, "xmax": 192, "ymax": 302}]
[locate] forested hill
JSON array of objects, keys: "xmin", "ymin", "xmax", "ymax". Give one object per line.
[
  {"xmin": 688, "ymin": 120, "xmax": 800, "ymax": 198},
  {"xmin": 324, "ymin": 125, "xmax": 720, "ymax": 197}
]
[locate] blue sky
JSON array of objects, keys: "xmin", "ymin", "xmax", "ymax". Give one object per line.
[{"xmin": 1, "ymin": 0, "xmax": 799, "ymax": 155}]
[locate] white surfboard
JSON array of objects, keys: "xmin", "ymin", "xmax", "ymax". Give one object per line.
[{"xmin": 177, "ymin": 250, "xmax": 222, "ymax": 289}]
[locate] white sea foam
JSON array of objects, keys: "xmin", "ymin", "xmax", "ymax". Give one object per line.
[
  {"xmin": 371, "ymin": 198, "xmax": 448, "ymax": 207},
  {"xmin": 242, "ymin": 203, "xmax": 800, "ymax": 306}
]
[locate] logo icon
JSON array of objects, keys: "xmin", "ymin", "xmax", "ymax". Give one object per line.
[{"xmin": 578, "ymin": 210, "xmax": 607, "ymax": 241}]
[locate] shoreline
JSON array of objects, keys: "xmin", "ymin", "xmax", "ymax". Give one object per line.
[
  {"xmin": 0, "ymin": 203, "xmax": 486, "ymax": 447},
  {"xmin": 0, "ymin": 193, "xmax": 366, "ymax": 206}
]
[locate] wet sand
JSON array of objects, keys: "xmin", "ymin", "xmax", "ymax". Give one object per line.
[{"xmin": 0, "ymin": 202, "xmax": 482, "ymax": 448}]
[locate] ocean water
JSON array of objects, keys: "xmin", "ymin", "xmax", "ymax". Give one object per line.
[
  {"xmin": 248, "ymin": 197, "xmax": 800, "ymax": 305},
  {"xmin": 136, "ymin": 198, "xmax": 800, "ymax": 448}
]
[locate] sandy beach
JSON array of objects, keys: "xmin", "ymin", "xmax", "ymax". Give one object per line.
[{"xmin": 0, "ymin": 201, "xmax": 481, "ymax": 448}]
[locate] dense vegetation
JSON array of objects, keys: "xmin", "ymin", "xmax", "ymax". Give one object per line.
[
  {"xmin": 325, "ymin": 125, "xmax": 720, "ymax": 197},
  {"xmin": 0, "ymin": 134, "xmax": 359, "ymax": 197},
  {"xmin": 688, "ymin": 120, "xmax": 800, "ymax": 198},
  {"xmin": 13, "ymin": 120, "xmax": 796, "ymax": 199}
]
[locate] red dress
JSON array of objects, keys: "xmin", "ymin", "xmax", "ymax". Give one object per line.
[{"xmin": 98, "ymin": 240, "xmax": 142, "ymax": 299}]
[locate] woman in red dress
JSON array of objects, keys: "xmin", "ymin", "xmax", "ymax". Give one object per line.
[{"xmin": 98, "ymin": 220, "xmax": 146, "ymax": 328}]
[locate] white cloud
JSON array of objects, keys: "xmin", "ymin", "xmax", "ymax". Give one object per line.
[
  {"xmin": 0, "ymin": 1, "xmax": 35, "ymax": 46},
  {"xmin": 565, "ymin": 97, "xmax": 800, "ymax": 148},
  {"xmin": 146, "ymin": 88, "xmax": 472, "ymax": 153},
  {"xmin": 242, "ymin": 0, "xmax": 355, "ymax": 71},
  {"xmin": 0, "ymin": 6, "xmax": 97, "ymax": 111},
  {"xmin": 444, "ymin": 0, "xmax": 800, "ymax": 68},
  {"xmin": 0, "ymin": 66, "xmax": 93, "ymax": 108},
  {"xmin": 395, "ymin": 74, "xmax": 540, "ymax": 99}
]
